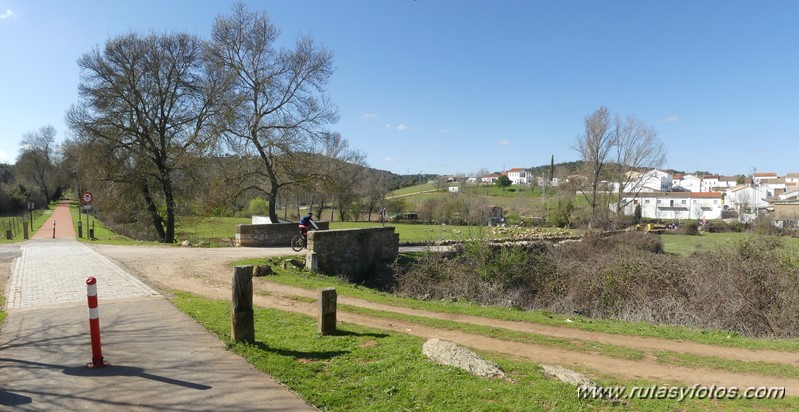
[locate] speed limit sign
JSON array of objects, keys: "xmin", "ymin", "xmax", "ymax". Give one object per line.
[{"xmin": 81, "ymin": 191, "xmax": 93, "ymax": 204}]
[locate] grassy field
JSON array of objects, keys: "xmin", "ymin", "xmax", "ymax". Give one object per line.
[
  {"xmin": 661, "ymin": 232, "xmax": 799, "ymax": 256},
  {"xmin": 388, "ymin": 182, "xmax": 439, "ymax": 197},
  {"xmin": 174, "ymin": 289, "xmax": 798, "ymax": 411}
]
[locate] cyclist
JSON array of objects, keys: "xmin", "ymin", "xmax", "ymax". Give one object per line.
[{"xmin": 298, "ymin": 211, "xmax": 319, "ymax": 248}]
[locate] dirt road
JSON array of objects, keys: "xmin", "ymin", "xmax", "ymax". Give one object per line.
[{"xmin": 5, "ymin": 242, "xmax": 797, "ymax": 395}]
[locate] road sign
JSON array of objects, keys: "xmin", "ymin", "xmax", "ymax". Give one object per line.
[{"xmin": 82, "ymin": 192, "xmax": 93, "ymax": 204}]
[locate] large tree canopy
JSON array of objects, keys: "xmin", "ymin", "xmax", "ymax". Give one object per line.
[
  {"xmin": 67, "ymin": 32, "xmax": 220, "ymax": 243},
  {"xmin": 207, "ymin": 3, "xmax": 342, "ymax": 223}
]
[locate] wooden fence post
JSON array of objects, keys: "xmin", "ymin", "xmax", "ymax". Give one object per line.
[
  {"xmin": 231, "ymin": 265, "xmax": 255, "ymax": 343},
  {"xmin": 318, "ymin": 287, "xmax": 337, "ymax": 335}
]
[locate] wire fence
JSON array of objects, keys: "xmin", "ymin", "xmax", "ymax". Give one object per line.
[{"xmin": 0, "ymin": 210, "xmax": 46, "ymax": 239}]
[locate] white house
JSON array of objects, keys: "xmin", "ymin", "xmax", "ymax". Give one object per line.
[
  {"xmin": 618, "ymin": 192, "xmax": 724, "ymax": 220},
  {"xmin": 785, "ymin": 173, "xmax": 799, "ymax": 185},
  {"xmin": 700, "ymin": 175, "xmax": 720, "ymax": 192},
  {"xmin": 753, "ymin": 172, "xmax": 778, "ymax": 185},
  {"xmin": 725, "ymin": 185, "xmax": 771, "ymax": 219},
  {"xmin": 481, "ymin": 174, "xmax": 500, "ymax": 183},
  {"xmin": 614, "ymin": 169, "xmax": 674, "ymax": 193},
  {"xmin": 505, "ymin": 168, "xmax": 529, "ymax": 185},
  {"xmin": 673, "ymin": 174, "xmax": 702, "ymax": 192}
]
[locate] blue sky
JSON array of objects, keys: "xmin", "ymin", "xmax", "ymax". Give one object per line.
[{"xmin": 1, "ymin": 1, "xmax": 798, "ymax": 177}]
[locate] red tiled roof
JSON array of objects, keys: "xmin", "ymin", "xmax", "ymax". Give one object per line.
[
  {"xmin": 754, "ymin": 172, "xmax": 778, "ymax": 177},
  {"xmin": 506, "ymin": 168, "xmax": 526, "ymax": 173}
]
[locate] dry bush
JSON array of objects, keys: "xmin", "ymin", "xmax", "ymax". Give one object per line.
[{"xmin": 392, "ymin": 231, "xmax": 799, "ymax": 338}]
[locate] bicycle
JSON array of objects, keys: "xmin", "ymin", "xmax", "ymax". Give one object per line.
[{"xmin": 290, "ymin": 232, "xmax": 307, "ymax": 252}]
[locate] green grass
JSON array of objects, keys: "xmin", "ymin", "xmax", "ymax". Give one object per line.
[
  {"xmin": 661, "ymin": 232, "xmax": 799, "ymax": 256},
  {"xmin": 339, "ymin": 304, "xmax": 646, "ymax": 361},
  {"xmin": 388, "ymin": 182, "xmax": 439, "ymax": 197},
  {"xmin": 71, "ymin": 203, "xmax": 148, "ymax": 245},
  {"xmin": 0, "ymin": 296, "xmax": 6, "ymax": 325},
  {"xmin": 656, "ymin": 351, "xmax": 799, "ymax": 380},
  {"xmin": 172, "ymin": 291, "xmax": 797, "ymax": 411},
  {"xmin": 0, "ymin": 210, "xmax": 50, "ymax": 243}
]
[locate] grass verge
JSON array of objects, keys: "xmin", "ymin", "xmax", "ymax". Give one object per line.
[{"xmin": 173, "ymin": 291, "xmax": 794, "ymax": 411}]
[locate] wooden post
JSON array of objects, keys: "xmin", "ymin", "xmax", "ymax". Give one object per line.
[
  {"xmin": 5, "ymin": 229, "xmax": 11, "ymax": 240},
  {"xmin": 23, "ymin": 222, "xmax": 28, "ymax": 239},
  {"xmin": 318, "ymin": 287, "xmax": 337, "ymax": 335},
  {"xmin": 231, "ymin": 265, "xmax": 255, "ymax": 343}
]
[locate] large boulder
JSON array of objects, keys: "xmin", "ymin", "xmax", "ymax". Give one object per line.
[{"xmin": 422, "ymin": 338, "xmax": 509, "ymax": 381}]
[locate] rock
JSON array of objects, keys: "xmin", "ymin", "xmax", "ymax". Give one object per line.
[
  {"xmin": 180, "ymin": 240, "xmax": 191, "ymax": 247},
  {"xmin": 282, "ymin": 259, "xmax": 304, "ymax": 269},
  {"xmin": 252, "ymin": 265, "xmax": 274, "ymax": 277},
  {"xmin": 540, "ymin": 364, "xmax": 598, "ymax": 392},
  {"xmin": 422, "ymin": 338, "xmax": 509, "ymax": 381}
]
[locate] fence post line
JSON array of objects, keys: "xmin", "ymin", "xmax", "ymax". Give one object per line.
[{"xmin": 86, "ymin": 277, "xmax": 108, "ymax": 368}]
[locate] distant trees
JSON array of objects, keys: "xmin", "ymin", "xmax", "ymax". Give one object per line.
[
  {"xmin": 612, "ymin": 115, "xmax": 666, "ymax": 214},
  {"xmin": 572, "ymin": 107, "xmax": 614, "ymax": 228},
  {"xmin": 17, "ymin": 125, "xmax": 59, "ymax": 203},
  {"xmin": 207, "ymin": 3, "xmax": 343, "ymax": 223},
  {"xmin": 496, "ymin": 175, "xmax": 512, "ymax": 190},
  {"xmin": 67, "ymin": 32, "xmax": 220, "ymax": 243},
  {"xmin": 573, "ymin": 106, "xmax": 666, "ymax": 228}
]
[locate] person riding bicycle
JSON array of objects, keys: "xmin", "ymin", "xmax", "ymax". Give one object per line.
[{"xmin": 298, "ymin": 212, "xmax": 319, "ymax": 247}]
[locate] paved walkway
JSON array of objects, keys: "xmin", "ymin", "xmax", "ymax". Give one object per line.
[{"xmin": 1, "ymin": 201, "xmax": 315, "ymax": 411}]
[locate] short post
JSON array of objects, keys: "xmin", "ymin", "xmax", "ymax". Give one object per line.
[
  {"xmin": 23, "ymin": 222, "xmax": 28, "ymax": 240},
  {"xmin": 231, "ymin": 265, "xmax": 254, "ymax": 343},
  {"xmin": 78, "ymin": 221, "xmax": 83, "ymax": 238},
  {"xmin": 52, "ymin": 220, "xmax": 56, "ymax": 239},
  {"xmin": 5, "ymin": 229, "xmax": 11, "ymax": 240},
  {"xmin": 318, "ymin": 287, "xmax": 337, "ymax": 335},
  {"xmin": 86, "ymin": 277, "xmax": 108, "ymax": 368}
]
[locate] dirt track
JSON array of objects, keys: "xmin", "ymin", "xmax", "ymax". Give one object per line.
[{"xmin": 15, "ymin": 243, "xmax": 799, "ymax": 395}]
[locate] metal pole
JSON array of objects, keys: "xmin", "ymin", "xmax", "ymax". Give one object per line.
[{"xmin": 52, "ymin": 220, "xmax": 56, "ymax": 239}]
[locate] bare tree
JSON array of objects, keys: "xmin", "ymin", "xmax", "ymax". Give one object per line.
[
  {"xmin": 207, "ymin": 3, "xmax": 340, "ymax": 223},
  {"xmin": 613, "ymin": 115, "xmax": 666, "ymax": 214},
  {"xmin": 68, "ymin": 32, "xmax": 220, "ymax": 243},
  {"xmin": 17, "ymin": 125, "xmax": 58, "ymax": 203},
  {"xmin": 572, "ymin": 107, "xmax": 615, "ymax": 227}
]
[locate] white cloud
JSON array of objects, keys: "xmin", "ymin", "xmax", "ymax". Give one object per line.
[
  {"xmin": 0, "ymin": 9, "xmax": 16, "ymax": 20},
  {"xmin": 361, "ymin": 113, "xmax": 377, "ymax": 119},
  {"xmin": 0, "ymin": 149, "xmax": 8, "ymax": 160},
  {"xmin": 664, "ymin": 116, "xmax": 680, "ymax": 123},
  {"xmin": 385, "ymin": 123, "xmax": 392, "ymax": 128},
  {"xmin": 498, "ymin": 140, "xmax": 510, "ymax": 145},
  {"xmin": 383, "ymin": 156, "xmax": 397, "ymax": 162},
  {"xmin": 396, "ymin": 123, "xmax": 408, "ymax": 131}
]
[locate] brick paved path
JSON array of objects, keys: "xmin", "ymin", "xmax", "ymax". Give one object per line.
[
  {"xmin": 7, "ymin": 201, "xmax": 158, "ymax": 309},
  {"xmin": 1, "ymin": 201, "xmax": 315, "ymax": 411}
]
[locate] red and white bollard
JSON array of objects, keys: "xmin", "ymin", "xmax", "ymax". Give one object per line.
[{"xmin": 86, "ymin": 276, "xmax": 108, "ymax": 368}]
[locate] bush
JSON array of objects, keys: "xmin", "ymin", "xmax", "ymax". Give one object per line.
[
  {"xmin": 248, "ymin": 197, "xmax": 269, "ymax": 217},
  {"xmin": 392, "ymin": 232, "xmax": 799, "ymax": 338}
]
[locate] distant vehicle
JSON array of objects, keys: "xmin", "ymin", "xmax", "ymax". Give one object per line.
[{"xmin": 488, "ymin": 216, "xmax": 506, "ymax": 226}]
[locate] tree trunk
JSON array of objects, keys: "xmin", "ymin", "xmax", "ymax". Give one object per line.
[{"xmin": 141, "ymin": 182, "xmax": 166, "ymax": 242}]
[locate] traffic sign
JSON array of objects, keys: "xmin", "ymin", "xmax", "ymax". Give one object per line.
[{"xmin": 82, "ymin": 192, "xmax": 93, "ymax": 204}]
